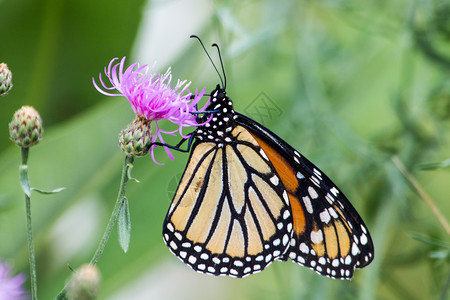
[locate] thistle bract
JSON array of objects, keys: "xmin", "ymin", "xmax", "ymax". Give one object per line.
[
  {"xmin": 9, "ymin": 106, "xmax": 43, "ymax": 148},
  {"xmin": 0, "ymin": 63, "xmax": 12, "ymax": 96},
  {"xmin": 93, "ymin": 57, "xmax": 210, "ymax": 164},
  {"xmin": 66, "ymin": 264, "xmax": 100, "ymax": 300},
  {"xmin": 119, "ymin": 116, "xmax": 153, "ymax": 157}
]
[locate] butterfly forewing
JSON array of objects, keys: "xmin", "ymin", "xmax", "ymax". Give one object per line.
[
  {"xmin": 236, "ymin": 113, "xmax": 374, "ymax": 279},
  {"xmin": 163, "ymin": 122, "xmax": 293, "ymax": 278}
]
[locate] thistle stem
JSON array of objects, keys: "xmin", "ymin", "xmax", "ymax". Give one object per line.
[
  {"xmin": 22, "ymin": 147, "xmax": 38, "ymax": 300},
  {"xmin": 90, "ymin": 155, "xmax": 134, "ymax": 264},
  {"xmin": 392, "ymin": 156, "xmax": 450, "ymax": 235},
  {"xmin": 54, "ymin": 155, "xmax": 134, "ymax": 300}
]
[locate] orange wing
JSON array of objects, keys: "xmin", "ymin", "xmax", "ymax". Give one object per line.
[{"xmin": 238, "ymin": 113, "xmax": 374, "ymax": 279}]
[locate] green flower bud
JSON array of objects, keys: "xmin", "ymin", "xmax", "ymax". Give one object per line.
[
  {"xmin": 9, "ymin": 106, "xmax": 43, "ymax": 148},
  {"xmin": 0, "ymin": 63, "xmax": 13, "ymax": 96},
  {"xmin": 119, "ymin": 116, "xmax": 153, "ymax": 157},
  {"xmin": 66, "ymin": 264, "xmax": 100, "ymax": 300}
]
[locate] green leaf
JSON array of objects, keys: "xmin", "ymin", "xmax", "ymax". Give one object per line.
[
  {"xmin": 118, "ymin": 197, "xmax": 131, "ymax": 253},
  {"xmin": 31, "ymin": 187, "xmax": 66, "ymax": 194},
  {"xmin": 417, "ymin": 158, "xmax": 450, "ymax": 170},
  {"xmin": 19, "ymin": 164, "xmax": 31, "ymax": 197},
  {"xmin": 410, "ymin": 232, "xmax": 450, "ymax": 249}
]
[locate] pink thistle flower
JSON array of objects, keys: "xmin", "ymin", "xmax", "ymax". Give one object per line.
[
  {"xmin": 93, "ymin": 57, "xmax": 210, "ymax": 164},
  {"xmin": 0, "ymin": 260, "xmax": 27, "ymax": 300}
]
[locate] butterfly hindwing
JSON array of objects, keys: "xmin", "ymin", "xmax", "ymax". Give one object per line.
[
  {"xmin": 163, "ymin": 125, "xmax": 293, "ymax": 278},
  {"xmin": 236, "ymin": 113, "xmax": 374, "ymax": 279}
]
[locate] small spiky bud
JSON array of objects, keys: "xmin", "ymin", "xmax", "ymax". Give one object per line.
[
  {"xmin": 119, "ymin": 115, "xmax": 152, "ymax": 157},
  {"xmin": 66, "ymin": 264, "xmax": 100, "ymax": 300},
  {"xmin": 9, "ymin": 106, "xmax": 43, "ymax": 148},
  {"xmin": 0, "ymin": 63, "xmax": 13, "ymax": 96}
]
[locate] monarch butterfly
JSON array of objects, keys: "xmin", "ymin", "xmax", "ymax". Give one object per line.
[{"xmin": 160, "ymin": 36, "xmax": 374, "ymax": 279}]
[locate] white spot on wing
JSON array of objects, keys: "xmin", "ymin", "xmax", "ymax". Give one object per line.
[
  {"xmin": 270, "ymin": 175, "xmax": 279, "ymax": 186},
  {"xmin": 345, "ymin": 255, "xmax": 352, "ymax": 265},
  {"xmin": 310, "ymin": 176, "xmax": 320, "ymax": 187},
  {"xmin": 318, "ymin": 257, "xmax": 326, "ymax": 265},
  {"xmin": 361, "ymin": 225, "xmax": 367, "ymax": 234},
  {"xmin": 311, "ymin": 230, "xmax": 323, "ymax": 243},
  {"xmin": 332, "ymin": 259, "xmax": 339, "ymax": 267},
  {"xmin": 259, "ymin": 149, "xmax": 269, "ymax": 161},
  {"xmin": 282, "ymin": 234, "xmax": 289, "ymax": 246},
  {"xmin": 299, "ymin": 243, "xmax": 309, "ymax": 254},
  {"xmin": 328, "ymin": 207, "xmax": 338, "ymax": 219},
  {"xmin": 360, "ymin": 233, "xmax": 368, "ymax": 245},
  {"xmin": 303, "ymin": 196, "xmax": 313, "ymax": 214},
  {"xmin": 319, "ymin": 210, "xmax": 331, "ymax": 224},
  {"xmin": 169, "ymin": 241, "xmax": 178, "ymax": 250},
  {"xmin": 188, "ymin": 255, "xmax": 197, "ymax": 264},
  {"xmin": 330, "ymin": 187, "xmax": 339, "ymax": 196},
  {"xmin": 325, "ymin": 193, "xmax": 334, "ymax": 204},
  {"xmin": 352, "ymin": 243, "xmax": 360, "ymax": 256},
  {"xmin": 308, "ymin": 186, "xmax": 319, "ymax": 199},
  {"xmin": 283, "ymin": 191, "xmax": 289, "ymax": 204}
]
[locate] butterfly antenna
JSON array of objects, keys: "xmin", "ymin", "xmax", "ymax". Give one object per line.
[
  {"xmin": 190, "ymin": 35, "xmax": 224, "ymax": 88},
  {"xmin": 211, "ymin": 43, "xmax": 227, "ymax": 90}
]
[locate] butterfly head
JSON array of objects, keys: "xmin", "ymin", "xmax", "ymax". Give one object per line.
[{"xmin": 195, "ymin": 84, "xmax": 238, "ymax": 144}]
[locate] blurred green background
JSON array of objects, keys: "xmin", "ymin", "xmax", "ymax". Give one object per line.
[{"xmin": 1, "ymin": 0, "xmax": 449, "ymax": 299}]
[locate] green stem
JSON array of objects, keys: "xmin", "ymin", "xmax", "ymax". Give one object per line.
[
  {"xmin": 54, "ymin": 155, "xmax": 134, "ymax": 300},
  {"xmin": 90, "ymin": 155, "xmax": 134, "ymax": 264},
  {"xmin": 22, "ymin": 147, "xmax": 38, "ymax": 300}
]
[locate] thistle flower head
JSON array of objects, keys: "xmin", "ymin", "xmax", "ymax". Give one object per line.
[
  {"xmin": 0, "ymin": 63, "xmax": 13, "ymax": 97},
  {"xmin": 66, "ymin": 264, "xmax": 100, "ymax": 300},
  {"xmin": 119, "ymin": 116, "xmax": 152, "ymax": 157},
  {"xmin": 9, "ymin": 106, "xmax": 43, "ymax": 148},
  {"xmin": 0, "ymin": 260, "xmax": 27, "ymax": 300},
  {"xmin": 93, "ymin": 57, "xmax": 210, "ymax": 164}
]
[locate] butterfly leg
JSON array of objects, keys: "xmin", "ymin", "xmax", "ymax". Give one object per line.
[
  {"xmin": 150, "ymin": 132, "xmax": 196, "ymax": 153},
  {"xmin": 191, "ymin": 110, "xmax": 219, "ymax": 115}
]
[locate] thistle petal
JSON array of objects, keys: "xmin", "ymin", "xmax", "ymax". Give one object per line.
[{"xmin": 93, "ymin": 57, "xmax": 211, "ymax": 163}]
